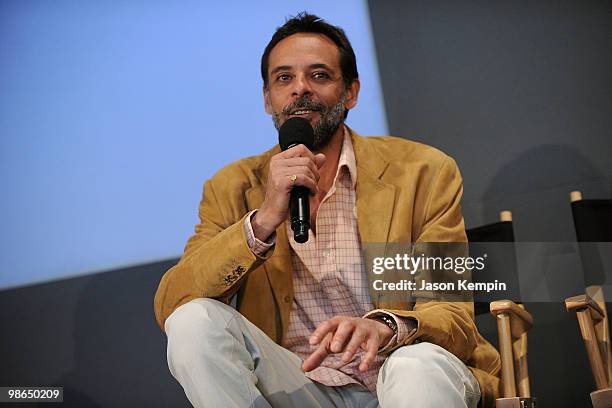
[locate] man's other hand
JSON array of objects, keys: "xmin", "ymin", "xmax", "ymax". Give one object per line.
[{"xmin": 302, "ymin": 316, "xmax": 394, "ymax": 373}]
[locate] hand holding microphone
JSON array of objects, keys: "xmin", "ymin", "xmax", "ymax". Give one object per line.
[{"xmin": 251, "ymin": 118, "xmax": 326, "ymax": 243}]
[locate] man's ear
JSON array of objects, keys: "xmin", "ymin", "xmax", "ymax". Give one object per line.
[
  {"xmin": 344, "ymin": 79, "xmax": 360, "ymax": 111},
  {"xmin": 263, "ymin": 86, "xmax": 272, "ymax": 115}
]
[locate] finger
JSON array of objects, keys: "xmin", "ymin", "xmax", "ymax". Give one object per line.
[
  {"xmin": 359, "ymin": 337, "xmax": 380, "ymax": 372},
  {"xmin": 282, "ymin": 144, "xmax": 316, "ymax": 161},
  {"xmin": 341, "ymin": 327, "xmax": 367, "ymax": 363},
  {"xmin": 283, "ymin": 157, "xmax": 320, "ymax": 181},
  {"xmin": 309, "ymin": 319, "xmax": 338, "ymax": 346},
  {"xmin": 286, "ymin": 173, "xmax": 317, "ymax": 194},
  {"xmin": 330, "ymin": 320, "xmax": 356, "ymax": 353},
  {"xmin": 271, "ymin": 171, "xmax": 316, "ymax": 194},
  {"xmin": 282, "ymin": 161, "xmax": 320, "ymax": 183},
  {"xmin": 302, "ymin": 332, "xmax": 333, "ymax": 372},
  {"xmin": 278, "ymin": 171, "xmax": 317, "ymax": 193}
]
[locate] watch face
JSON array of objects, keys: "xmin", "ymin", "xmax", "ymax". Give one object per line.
[{"xmin": 379, "ymin": 316, "xmax": 397, "ymax": 332}]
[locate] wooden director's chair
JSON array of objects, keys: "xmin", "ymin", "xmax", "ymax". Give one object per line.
[
  {"xmin": 467, "ymin": 211, "xmax": 536, "ymax": 408},
  {"xmin": 565, "ymin": 191, "xmax": 612, "ymax": 408}
]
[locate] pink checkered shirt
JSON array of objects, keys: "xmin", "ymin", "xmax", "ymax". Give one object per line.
[{"xmin": 244, "ymin": 127, "xmax": 414, "ymax": 394}]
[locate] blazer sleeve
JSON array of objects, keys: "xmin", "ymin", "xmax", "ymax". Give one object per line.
[
  {"xmin": 153, "ymin": 173, "xmax": 272, "ymax": 332},
  {"xmin": 380, "ymin": 155, "xmax": 479, "ymax": 363}
]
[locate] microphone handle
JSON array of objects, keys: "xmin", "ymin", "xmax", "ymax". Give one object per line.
[
  {"xmin": 289, "ymin": 186, "xmax": 310, "ymax": 243},
  {"xmin": 284, "ymin": 142, "xmax": 311, "ymax": 243}
]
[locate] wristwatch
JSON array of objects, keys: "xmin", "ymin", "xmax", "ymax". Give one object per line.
[{"xmin": 373, "ymin": 314, "xmax": 398, "ymax": 335}]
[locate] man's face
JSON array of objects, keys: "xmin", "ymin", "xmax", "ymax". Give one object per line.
[{"xmin": 264, "ymin": 33, "xmax": 359, "ymax": 149}]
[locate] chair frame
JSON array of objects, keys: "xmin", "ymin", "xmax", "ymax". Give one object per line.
[
  {"xmin": 470, "ymin": 211, "xmax": 536, "ymax": 408},
  {"xmin": 566, "ymin": 190, "xmax": 612, "ymax": 408},
  {"xmin": 565, "ymin": 285, "xmax": 612, "ymax": 407}
]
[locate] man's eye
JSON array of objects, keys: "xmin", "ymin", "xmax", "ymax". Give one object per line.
[
  {"xmin": 277, "ymin": 74, "xmax": 291, "ymax": 81},
  {"xmin": 313, "ymin": 72, "xmax": 330, "ymax": 79}
]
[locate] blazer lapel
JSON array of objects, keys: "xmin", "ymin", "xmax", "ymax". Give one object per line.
[
  {"xmin": 351, "ymin": 129, "xmax": 396, "ymax": 246},
  {"xmin": 351, "ymin": 130, "xmax": 399, "ymax": 309}
]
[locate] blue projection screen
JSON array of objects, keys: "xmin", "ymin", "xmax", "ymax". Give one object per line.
[{"xmin": 0, "ymin": 1, "xmax": 388, "ymax": 289}]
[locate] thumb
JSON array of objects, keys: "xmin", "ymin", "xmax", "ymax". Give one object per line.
[{"xmin": 314, "ymin": 153, "xmax": 326, "ymax": 169}]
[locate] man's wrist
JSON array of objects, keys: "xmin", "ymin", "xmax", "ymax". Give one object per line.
[
  {"xmin": 251, "ymin": 208, "xmax": 279, "ymax": 242},
  {"xmin": 371, "ymin": 315, "xmax": 398, "ymax": 341},
  {"xmin": 244, "ymin": 210, "xmax": 276, "ymax": 257}
]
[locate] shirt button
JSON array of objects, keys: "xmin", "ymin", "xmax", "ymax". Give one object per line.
[
  {"xmin": 322, "ymin": 250, "xmax": 330, "ymax": 257},
  {"xmin": 329, "ymin": 289, "xmax": 339, "ymax": 296}
]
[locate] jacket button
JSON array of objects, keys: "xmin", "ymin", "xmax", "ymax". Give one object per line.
[{"xmin": 283, "ymin": 295, "xmax": 291, "ymax": 303}]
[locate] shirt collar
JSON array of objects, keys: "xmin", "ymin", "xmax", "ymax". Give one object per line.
[{"xmin": 334, "ymin": 125, "xmax": 357, "ymax": 189}]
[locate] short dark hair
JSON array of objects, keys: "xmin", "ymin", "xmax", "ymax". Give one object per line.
[{"xmin": 260, "ymin": 12, "xmax": 358, "ymax": 89}]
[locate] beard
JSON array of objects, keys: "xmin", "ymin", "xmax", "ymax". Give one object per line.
[{"xmin": 271, "ymin": 92, "xmax": 347, "ymax": 150}]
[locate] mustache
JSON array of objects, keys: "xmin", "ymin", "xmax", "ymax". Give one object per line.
[{"xmin": 281, "ymin": 97, "xmax": 327, "ymax": 116}]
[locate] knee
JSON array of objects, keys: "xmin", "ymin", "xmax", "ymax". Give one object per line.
[
  {"xmin": 165, "ymin": 298, "xmax": 231, "ymax": 363},
  {"xmin": 382, "ymin": 342, "xmax": 461, "ymax": 383},
  {"xmin": 165, "ymin": 298, "xmax": 228, "ymax": 335},
  {"xmin": 379, "ymin": 342, "xmax": 480, "ymax": 407}
]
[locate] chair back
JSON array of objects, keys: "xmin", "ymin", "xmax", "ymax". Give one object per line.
[
  {"xmin": 570, "ymin": 191, "xmax": 612, "ymax": 287},
  {"xmin": 568, "ymin": 191, "xmax": 612, "ymax": 388},
  {"xmin": 466, "ymin": 211, "xmax": 519, "ymax": 315}
]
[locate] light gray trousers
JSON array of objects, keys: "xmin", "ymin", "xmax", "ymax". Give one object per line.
[{"xmin": 165, "ymin": 298, "xmax": 481, "ymax": 408}]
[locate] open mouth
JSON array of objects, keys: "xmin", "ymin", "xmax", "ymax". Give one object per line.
[{"xmin": 289, "ymin": 108, "xmax": 319, "ymax": 117}]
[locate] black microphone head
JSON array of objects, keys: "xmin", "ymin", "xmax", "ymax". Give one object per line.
[{"xmin": 278, "ymin": 117, "xmax": 314, "ymax": 151}]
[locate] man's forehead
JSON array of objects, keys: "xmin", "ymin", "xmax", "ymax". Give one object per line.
[{"xmin": 268, "ymin": 33, "xmax": 340, "ymax": 71}]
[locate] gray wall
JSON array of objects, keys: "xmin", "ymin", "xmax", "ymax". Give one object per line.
[
  {"xmin": 368, "ymin": 0, "xmax": 612, "ymax": 406},
  {"xmin": 368, "ymin": 0, "xmax": 611, "ymax": 235},
  {"xmin": 0, "ymin": 259, "xmax": 189, "ymax": 407}
]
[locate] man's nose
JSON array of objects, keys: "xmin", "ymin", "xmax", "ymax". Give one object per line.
[{"xmin": 291, "ymin": 74, "xmax": 313, "ymax": 98}]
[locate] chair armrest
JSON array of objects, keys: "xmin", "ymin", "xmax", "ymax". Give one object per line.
[
  {"xmin": 490, "ymin": 300, "xmax": 534, "ymax": 339},
  {"xmin": 565, "ymin": 293, "xmax": 606, "ymax": 323}
]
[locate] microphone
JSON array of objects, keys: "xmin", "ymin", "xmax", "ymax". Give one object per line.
[{"xmin": 278, "ymin": 117, "xmax": 315, "ymax": 244}]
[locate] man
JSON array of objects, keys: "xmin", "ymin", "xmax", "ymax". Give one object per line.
[{"xmin": 154, "ymin": 13, "xmax": 500, "ymax": 408}]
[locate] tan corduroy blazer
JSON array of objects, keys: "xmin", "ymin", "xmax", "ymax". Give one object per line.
[{"xmin": 154, "ymin": 128, "xmax": 501, "ymax": 407}]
